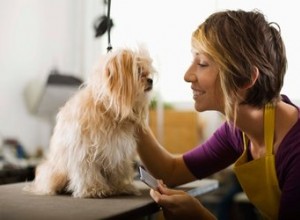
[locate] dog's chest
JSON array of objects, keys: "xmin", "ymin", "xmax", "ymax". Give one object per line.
[{"xmin": 93, "ymin": 123, "xmax": 137, "ymax": 159}]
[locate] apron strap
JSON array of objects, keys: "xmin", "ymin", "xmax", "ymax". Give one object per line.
[{"xmin": 264, "ymin": 103, "xmax": 275, "ymax": 156}]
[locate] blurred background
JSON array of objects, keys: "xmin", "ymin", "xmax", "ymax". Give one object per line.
[
  {"xmin": 1, "ymin": 1, "xmax": 298, "ymax": 218},
  {"xmin": 1, "ymin": 0, "xmax": 300, "ymax": 158}
]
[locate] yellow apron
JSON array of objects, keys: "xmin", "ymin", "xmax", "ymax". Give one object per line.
[{"xmin": 233, "ymin": 103, "xmax": 281, "ymax": 219}]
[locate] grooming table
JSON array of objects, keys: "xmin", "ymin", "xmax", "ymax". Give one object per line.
[{"xmin": 0, "ymin": 179, "xmax": 218, "ymax": 220}]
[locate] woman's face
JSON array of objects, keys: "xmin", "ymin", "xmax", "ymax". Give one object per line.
[{"xmin": 184, "ymin": 50, "xmax": 224, "ymax": 112}]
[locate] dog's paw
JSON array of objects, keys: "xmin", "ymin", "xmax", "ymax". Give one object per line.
[
  {"xmin": 119, "ymin": 184, "xmax": 141, "ymax": 196},
  {"xmin": 22, "ymin": 182, "xmax": 57, "ymax": 196},
  {"xmin": 72, "ymin": 188, "xmax": 113, "ymax": 198}
]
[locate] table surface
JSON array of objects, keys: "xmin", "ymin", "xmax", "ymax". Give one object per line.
[{"xmin": 0, "ymin": 179, "xmax": 218, "ymax": 220}]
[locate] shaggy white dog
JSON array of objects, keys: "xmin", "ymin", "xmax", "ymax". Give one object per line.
[{"xmin": 24, "ymin": 47, "xmax": 155, "ymax": 198}]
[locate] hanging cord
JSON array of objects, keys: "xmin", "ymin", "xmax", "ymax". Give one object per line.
[{"xmin": 106, "ymin": 0, "xmax": 112, "ymax": 52}]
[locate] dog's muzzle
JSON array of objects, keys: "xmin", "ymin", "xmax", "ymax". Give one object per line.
[{"xmin": 145, "ymin": 78, "xmax": 153, "ymax": 92}]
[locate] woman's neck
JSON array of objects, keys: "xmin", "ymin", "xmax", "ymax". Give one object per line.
[
  {"xmin": 233, "ymin": 101, "xmax": 298, "ymax": 156},
  {"xmin": 235, "ymin": 105, "xmax": 265, "ymax": 148}
]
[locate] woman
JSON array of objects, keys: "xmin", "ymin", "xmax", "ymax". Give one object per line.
[{"xmin": 137, "ymin": 9, "xmax": 300, "ymax": 219}]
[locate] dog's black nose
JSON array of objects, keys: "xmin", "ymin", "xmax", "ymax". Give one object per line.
[
  {"xmin": 147, "ymin": 78, "xmax": 153, "ymax": 85},
  {"xmin": 145, "ymin": 78, "xmax": 153, "ymax": 92}
]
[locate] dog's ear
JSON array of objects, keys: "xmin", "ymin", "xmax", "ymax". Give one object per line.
[{"xmin": 103, "ymin": 49, "xmax": 139, "ymax": 120}]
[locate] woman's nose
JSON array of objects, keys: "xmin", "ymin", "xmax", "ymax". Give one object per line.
[{"xmin": 184, "ymin": 67, "xmax": 196, "ymax": 82}]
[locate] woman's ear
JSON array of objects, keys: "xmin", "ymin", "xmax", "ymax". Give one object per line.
[{"xmin": 242, "ymin": 67, "xmax": 259, "ymax": 90}]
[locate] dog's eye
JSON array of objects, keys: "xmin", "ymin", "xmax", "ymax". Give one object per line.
[
  {"xmin": 140, "ymin": 72, "xmax": 149, "ymax": 79},
  {"xmin": 138, "ymin": 66, "xmax": 143, "ymax": 75},
  {"xmin": 138, "ymin": 68, "xmax": 147, "ymax": 77}
]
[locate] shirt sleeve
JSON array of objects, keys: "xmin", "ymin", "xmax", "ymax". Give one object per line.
[
  {"xmin": 183, "ymin": 122, "xmax": 243, "ymax": 179},
  {"xmin": 277, "ymin": 116, "xmax": 300, "ymax": 218},
  {"xmin": 276, "ymin": 94, "xmax": 300, "ymax": 218}
]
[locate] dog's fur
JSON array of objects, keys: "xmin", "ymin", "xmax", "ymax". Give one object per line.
[{"xmin": 24, "ymin": 47, "xmax": 155, "ymax": 198}]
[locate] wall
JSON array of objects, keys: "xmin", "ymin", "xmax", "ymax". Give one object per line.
[{"xmin": 0, "ymin": 0, "xmax": 105, "ymax": 155}]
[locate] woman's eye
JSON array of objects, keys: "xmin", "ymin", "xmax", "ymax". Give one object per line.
[{"xmin": 198, "ymin": 63, "xmax": 208, "ymax": 67}]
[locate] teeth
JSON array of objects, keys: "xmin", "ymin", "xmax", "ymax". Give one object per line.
[{"xmin": 193, "ymin": 90, "xmax": 204, "ymax": 96}]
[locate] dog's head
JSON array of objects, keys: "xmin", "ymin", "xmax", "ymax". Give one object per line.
[{"xmin": 89, "ymin": 47, "xmax": 155, "ymax": 124}]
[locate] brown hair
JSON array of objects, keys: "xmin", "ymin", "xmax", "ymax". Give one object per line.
[{"xmin": 192, "ymin": 9, "xmax": 287, "ymax": 121}]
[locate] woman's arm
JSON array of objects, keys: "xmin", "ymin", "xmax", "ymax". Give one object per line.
[{"xmin": 137, "ymin": 126, "xmax": 196, "ymax": 186}]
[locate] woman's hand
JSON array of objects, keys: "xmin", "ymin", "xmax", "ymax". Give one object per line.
[{"xmin": 150, "ymin": 181, "xmax": 216, "ymax": 220}]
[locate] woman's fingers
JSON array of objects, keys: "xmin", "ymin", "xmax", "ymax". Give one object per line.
[
  {"xmin": 150, "ymin": 189, "xmax": 175, "ymax": 208},
  {"xmin": 157, "ymin": 183, "xmax": 185, "ymax": 196}
]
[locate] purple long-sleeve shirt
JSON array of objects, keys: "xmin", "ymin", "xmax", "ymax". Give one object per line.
[{"xmin": 183, "ymin": 95, "xmax": 300, "ymax": 218}]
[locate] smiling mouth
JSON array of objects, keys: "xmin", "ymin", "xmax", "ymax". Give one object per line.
[{"xmin": 193, "ymin": 90, "xmax": 205, "ymax": 96}]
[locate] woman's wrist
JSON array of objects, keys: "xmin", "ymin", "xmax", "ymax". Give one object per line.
[{"xmin": 194, "ymin": 198, "xmax": 217, "ymax": 220}]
